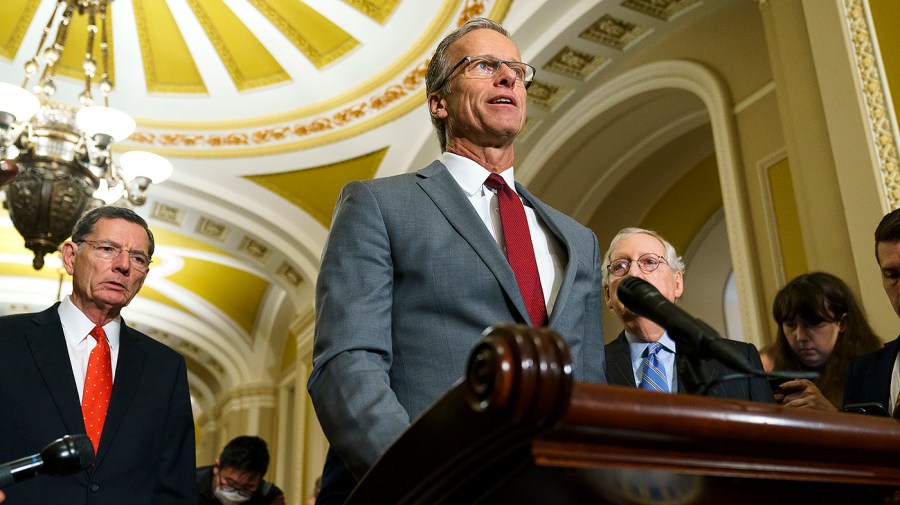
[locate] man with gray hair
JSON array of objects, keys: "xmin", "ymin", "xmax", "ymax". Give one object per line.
[
  {"xmin": 308, "ymin": 17, "xmax": 606, "ymax": 502},
  {"xmin": 0, "ymin": 205, "xmax": 195, "ymax": 504},
  {"xmin": 602, "ymin": 227, "xmax": 772, "ymax": 401}
]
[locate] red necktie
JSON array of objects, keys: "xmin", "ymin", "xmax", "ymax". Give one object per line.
[
  {"xmin": 82, "ymin": 325, "xmax": 112, "ymax": 453},
  {"xmin": 485, "ymin": 173, "xmax": 548, "ymax": 327}
]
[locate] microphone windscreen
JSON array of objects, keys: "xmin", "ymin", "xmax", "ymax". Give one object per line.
[
  {"xmin": 617, "ymin": 276, "xmax": 662, "ymax": 314},
  {"xmin": 40, "ymin": 434, "xmax": 94, "ymax": 476}
]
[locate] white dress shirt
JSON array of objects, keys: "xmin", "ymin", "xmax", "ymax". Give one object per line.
[
  {"xmin": 440, "ymin": 152, "xmax": 564, "ymax": 315},
  {"xmin": 891, "ymin": 351, "xmax": 899, "ymax": 414},
  {"xmin": 58, "ymin": 296, "xmax": 121, "ymax": 401}
]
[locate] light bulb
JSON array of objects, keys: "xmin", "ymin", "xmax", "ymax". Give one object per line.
[{"xmin": 0, "ymin": 83, "xmax": 40, "ymax": 123}]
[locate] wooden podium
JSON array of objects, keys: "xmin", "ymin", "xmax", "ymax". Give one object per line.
[{"xmin": 346, "ymin": 325, "xmax": 900, "ymax": 504}]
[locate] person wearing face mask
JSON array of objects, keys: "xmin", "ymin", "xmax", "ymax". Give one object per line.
[
  {"xmin": 770, "ymin": 271, "xmax": 882, "ymax": 411},
  {"xmin": 197, "ymin": 436, "xmax": 285, "ymax": 505}
]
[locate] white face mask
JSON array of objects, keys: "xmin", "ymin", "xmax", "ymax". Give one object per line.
[{"xmin": 214, "ymin": 485, "xmax": 251, "ymax": 505}]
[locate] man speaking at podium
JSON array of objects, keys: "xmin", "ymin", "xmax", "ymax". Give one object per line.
[
  {"xmin": 308, "ymin": 17, "xmax": 606, "ymax": 503},
  {"xmin": 602, "ymin": 227, "xmax": 772, "ymax": 401}
]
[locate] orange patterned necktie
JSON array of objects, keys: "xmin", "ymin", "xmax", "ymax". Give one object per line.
[{"xmin": 82, "ymin": 325, "xmax": 112, "ymax": 453}]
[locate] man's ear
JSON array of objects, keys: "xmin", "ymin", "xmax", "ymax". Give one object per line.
[
  {"xmin": 428, "ymin": 92, "xmax": 448, "ymax": 120},
  {"xmin": 603, "ymin": 284, "xmax": 612, "ymax": 310},
  {"xmin": 60, "ymin": 241, "xmax": 78, "ymax": 275},
  {"xmin": 672, "ymin": 271, "xmax": 685, "ymax": 301}
]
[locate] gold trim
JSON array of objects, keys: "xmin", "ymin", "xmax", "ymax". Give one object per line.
[
  {"xmin": 342, "ymin": 0, "xmax": 401, "ymax": 23},
  {"xmin": 127, "ymin": 84, "xmax": 425, "ymax": 157},
  {"xmin": 136, "ymin": 0, "xmax": 465, "ymax": 129},
  {"xmin": 126, "ymin": 0, "xmax": 514, "ymax": 156},
  {"xmin": 133, "ymin": 0, "xmax": 207, "ymax": 94},
  {"xmin": 247, "ymin": 0, "xmax": 359, "ymax": 69},
  {"xmin": 0, "ymin": 0, "xmax": 40, "ymax": 60},
  {"xmin": 844, "ymin": 0, "xmax": 900, "ymax": 208},
  {"xmin": 184, "ymin": 0, "xmax": 290, "ymax": 91}
]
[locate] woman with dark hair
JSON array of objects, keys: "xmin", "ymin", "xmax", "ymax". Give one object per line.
[{"xmin": 771, "ymin": 271, "xmax": 883, "ymax": 411}]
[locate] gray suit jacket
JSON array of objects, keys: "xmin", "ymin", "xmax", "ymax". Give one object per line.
[
  {"xmin": 605, "ymin": 332, "xmax": 774, "ymax": 402},
  {"xmin": 308, "ymin": 161, "xmax": 606, "ymax": 479}
]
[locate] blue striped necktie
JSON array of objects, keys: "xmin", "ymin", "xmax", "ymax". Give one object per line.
[{"xmin": 640, "ymin": 342, "xmax": 670, "ymax": 393}]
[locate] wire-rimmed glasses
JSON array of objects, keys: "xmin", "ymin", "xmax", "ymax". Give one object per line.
[{"xmin": 607, "ymin": 253, "xmax": 668, "ymax": 278}]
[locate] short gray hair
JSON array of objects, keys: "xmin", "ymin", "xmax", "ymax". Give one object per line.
[
  {"xmin": 72, "ymin": 205, "xmax": 155, "ymax": 258},
  {"xmin": 425, "ymin": 18, "xmax": 510, "ymax": 152},
  {"xmin": 601, "ymin": 227, "xmax": 685, "ymax": 287}
]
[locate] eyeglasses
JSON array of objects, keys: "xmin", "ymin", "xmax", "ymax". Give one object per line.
[
  {"xmin": 217, "ymin": 470, "xmax": 258, "ymax": 497},
  {"xmin": 435, "ymin": 56, "xmax": 536, "ymax": 91},
  {"xmin": 608, "ymin": 253, "xmax": 668, "ymax": 278},
  {"xmin": 80, "ymin": 240, "xmax": 151, "ymax": 272}
]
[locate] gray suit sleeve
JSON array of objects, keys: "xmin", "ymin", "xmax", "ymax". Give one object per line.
[
  {"xmin": 307, "ymin": 181, "xmax": 411, "ymax": 479},
  {"xmin": 578, "ymin": 230, "xmax": 606, "ymax": 384}
]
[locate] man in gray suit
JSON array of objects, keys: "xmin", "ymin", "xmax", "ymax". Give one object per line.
[
  {"xmin": 308, "ymin": 17, "xmax": 606, "ymax": 503},
  {"xmin": 602, "ymin": 227, "xmax": 772, "ymax": 401}
]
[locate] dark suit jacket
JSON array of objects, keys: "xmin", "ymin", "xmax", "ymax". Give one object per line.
[
  {"xmin": 0, "ymin": 304, "xmax": 196, "ymax": 504},
  {"xmin": 308, "ymin": 161, "xmax": 606, "ymax": 501},
  {"xmin": 844, "ymin": 336, "xmax": 900, "ymax": 410},
  {"xmin": 605, "ymin": 332, "xmax": 774, "ymax": 402}
]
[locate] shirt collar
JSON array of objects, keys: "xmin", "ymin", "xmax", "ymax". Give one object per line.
[
  {"xmin": 624, "ymin": 330, "xmax": 676, "ymax": 358},
  {"xmin": 440, "ymin": 152, "xmax": 516, "ymax": 196},
  {"xmin": 58, "ymin": 295, "xmax": 122, "ymax": 349}
]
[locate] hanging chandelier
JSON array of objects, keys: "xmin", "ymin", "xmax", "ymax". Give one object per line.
[{"xmin": 0, "ymin": 0, "xmax": 172, "ymax": 269}]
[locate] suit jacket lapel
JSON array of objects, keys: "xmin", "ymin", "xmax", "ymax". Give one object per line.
[
  {"xmin": 605, "ymin": 333, "xmax": 637, "ymax": 387},
  {"xmin": 417, "ymin": 162, "xmax": 531, "ymax": 323},
  {"xmin": 26, "ymin": 306, "xmax": 85, "ymax": 436},
  {"xmin": 694, "ymin": 357, "xmax": 730, "ymax": 397},
  {"xmin": 94, "ymin": 322, "xmax": 146, "ymax": 467},
  {"xmin": 873, "ymin": 338, "xmax": 900, "ymax": 406},
  {"xmin": 516, "ymin": 183, "xmax": 574, "ymax": 325}
]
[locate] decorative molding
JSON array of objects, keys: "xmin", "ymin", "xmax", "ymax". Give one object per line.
[
  {"xmin": 457, "ymin": 0, "xmax": 488, "ymax": 26},
  {"xmin": 754, "ymin": 149, "xmax": 789, "ymax": 289},
  {"xmin": 184, "ymin": 0, "xmax": 289, "ymax": 90},
  {"xmin": 247, "ymin": 0, "xmax": 359, "ymax": 68},
  {"xmin": 238, "ymin": 236, "xmax": 271, "ymax": 262},
  {"xmin": 342, "ymin": 0, "xmax": 401, "ymax": 24},
  {"xmin": 277, "ymin": 261, "xmax": 304, "ymax": 288},
  {"xmin": 196, "ymin": 217, "xmax": 230, "ymax": 242},
  {"xmin": 146, "ymin": 327, "xmax": 226, "ymax": 375},
  {"xmin": 218, "ymin": 385, "xmax": 278, "ymax": 411},
  {"xmin": 527, "ymin": 81, "xmax": 571, "ymax": 111},
  {"xmin": 622, "ymin": 0, "xmax": 700, "ymax": 21},
  {"xmin": 130, "ymin": 60, "xmax": 429, "ymax": 150},
  {"xmin": 126, "ymin": 0, "xmax": 507, "ymax": 155},
  {"xmin": 150, "ymin": 202, "xmax": 184, "ymax": 225},
  {"xmin": 580, "ymin": 14, "xmax": 649, "ymax": 51},
  {"xmin": 843, "ymin": 0, "xmax": 900, "ymax": 209},
  {"xmin": 544, "ymin": 46, "xmax": 606, "ymax": 80}
]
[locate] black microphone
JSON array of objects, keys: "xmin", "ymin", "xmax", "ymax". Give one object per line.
[
  {"xmin": 0, "ymin": 434, "xmax": 94, "ymax": 489},
  {"xmin": 617, "ymin": 276, "xmax": 758, "ymax": 374}
]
